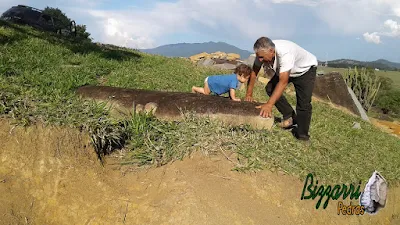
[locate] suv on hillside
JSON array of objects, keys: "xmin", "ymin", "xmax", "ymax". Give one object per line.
[{"xmin": 0, "ymin": 5, "xmax": 76, "ymax": 37}]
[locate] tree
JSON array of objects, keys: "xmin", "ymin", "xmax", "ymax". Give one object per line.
[
  {"xmin": 43, "ymin": 7, "xmax": 91, "ymax": 41},
  {"xmin": 75, "ymin": 24, "xmax": 91, "ymax": 40},
  {"xmin": 43, "ymin": 7, "xmax": 70, "ymax": 26}
]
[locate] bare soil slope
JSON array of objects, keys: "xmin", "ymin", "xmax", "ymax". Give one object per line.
[{"xmin": 0, "ymin": 119, "xmax": 399, "ymax": 225}]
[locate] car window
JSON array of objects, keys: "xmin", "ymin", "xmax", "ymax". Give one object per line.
[{"xmin": 22, "ymin": 9, "xmax": 42, "ymax": 21}]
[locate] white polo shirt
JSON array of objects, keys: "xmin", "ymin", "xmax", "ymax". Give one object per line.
[{"xmin": 256, "ymin": 40, "xmax": 318, "ymax": 78}]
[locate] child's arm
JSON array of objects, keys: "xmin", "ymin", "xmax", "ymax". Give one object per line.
[{"xmin": 229, "ymin": 89, "xmax": 241, "ymax": 101}]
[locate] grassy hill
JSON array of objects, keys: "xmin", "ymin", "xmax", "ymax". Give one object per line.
[
  {"xmin": 1, "ymin": 20, "xmax": 400, "ymax": 184},
  {"xmin": 140, "ymin": 41, "xmax": 253, "ymax": 59}
]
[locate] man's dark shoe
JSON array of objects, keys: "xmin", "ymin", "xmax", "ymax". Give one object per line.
[{"xmin": 291, "ymin": 128, "xmax": 310, "ymax": 141}]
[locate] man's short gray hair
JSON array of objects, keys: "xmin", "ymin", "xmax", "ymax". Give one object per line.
[{"xmin": 253, "ymin": 37, "xmax": 275, "ymax": 52}]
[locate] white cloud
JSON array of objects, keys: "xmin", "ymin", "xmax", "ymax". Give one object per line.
[
  {"xmin": 363, "ymin": 32, "xmax": 381, "ymax": 44},
  {"xmin": 315, "ymin": 0, "xmax": 388, "ymax": 35},
  {"xmin": 377, "ymin": 0, "xmax": 400, "ymax": 16},
  {"xmin": 363, "ymin": 19, "xmax": 400, "ymax": 44},
  {"xmin": 87, "ymin": 2, "xmax": 191, "ymax": 49},
  {"xmin": 270, "ymin": 0, "xmax": 320, "ymax": 6},
  {"xmin": 383, "ymin": 19, "xmax": 400, "ymax": 37},
  {"xmin": 84, "ymin": 0, "xmax": 295, "ymax": 49}
]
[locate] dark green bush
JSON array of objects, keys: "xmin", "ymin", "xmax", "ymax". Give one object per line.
[
  {"xmin": 378, "ymin": 76, "xmax": 393, "ymax": 92},
  {"xmin": 376, "ymin": 89, "xmax": 400, "ymax": 115}
]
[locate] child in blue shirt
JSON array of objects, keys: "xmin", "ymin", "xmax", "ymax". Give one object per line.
[{"xmin": 191, "ymin": 64, "xmax": 252, "ymax": 101}]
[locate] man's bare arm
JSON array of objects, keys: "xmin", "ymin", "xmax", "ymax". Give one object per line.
[
  {"xmin": 256, "ymin": 71, "xmax": 290, "ymax": 118},
  {"xmin": 245, "ymin": 64, "xmax": 261, "ymax": 101}
]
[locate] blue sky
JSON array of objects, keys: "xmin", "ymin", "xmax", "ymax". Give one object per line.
[{"xmin": 1, "ymin": 0, "xmax": 400, "ymax": 62}]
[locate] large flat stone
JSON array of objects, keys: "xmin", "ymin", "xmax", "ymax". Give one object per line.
[
  {"xmin": 76, "ymin": 86, "xmax": 274, "ymax": 130},
  {"xmin": 313, "ymin": 72, "xmax": 361, "ymax": 116}
]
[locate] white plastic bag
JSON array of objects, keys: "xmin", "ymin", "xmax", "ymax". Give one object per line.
[{"xmin": 359, "ymin": 170, "xmax": 388, "ymax": 215}]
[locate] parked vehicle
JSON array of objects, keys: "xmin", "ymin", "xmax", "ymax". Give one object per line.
[{"xmin": 0, "ymin": 5, "xmax": 76, "ymax": 37}]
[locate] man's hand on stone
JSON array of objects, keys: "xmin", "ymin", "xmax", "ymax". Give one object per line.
[{"xmin": 256, "ymin": 103, "xmax": 273, "ymax": 118}]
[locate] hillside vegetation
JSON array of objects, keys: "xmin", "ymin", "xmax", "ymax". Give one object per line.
[{"xmin": 1, "ymin": 20, "xmax": 399, "ymax": 184}]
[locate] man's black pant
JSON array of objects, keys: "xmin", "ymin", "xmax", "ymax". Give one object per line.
[{"xmin": 265, "ymin": 66, "xmax": 317, "ymax": 139}]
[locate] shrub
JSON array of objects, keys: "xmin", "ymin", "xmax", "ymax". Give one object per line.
[
  {"xmin": 377, "ymin": 76, "xmax": 393, "ymax": 92},
  {"xmin": 375, "ymin": 90, "xmax": 400, "ymax": 115}
]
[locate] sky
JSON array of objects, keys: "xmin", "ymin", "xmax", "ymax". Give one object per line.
[{"xmin": 1, "ymin": 0, "xmax": 400, "ymax": 62}]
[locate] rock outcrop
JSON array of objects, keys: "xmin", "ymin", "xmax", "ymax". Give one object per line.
[
  {"xmin": 189, "ymin": 52, "xmax": 210, "ymax": 62},
  {"xmin": 189, "ymin": 51, "xmax": 241, "ymax": 63},
  {"xmin": 189, "ymin": 51, "xmax": 245, "ymax": 71},
  {"xmin": 226, "ymin": 53, "xmax": 240, "ymax": 61},
  {"xmin": 313, "ymin": 72, "xmax": 362, "ymax": 117}
]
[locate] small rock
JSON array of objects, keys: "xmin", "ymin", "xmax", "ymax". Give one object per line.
[
  {"xmin": 226, "ymin": 53, "xmax": 240, "ymax": 61},
  {"xmin": 189, "ymin": 52, "xmax": 210, "ymax": 62},
  {"xmin": 212, "ymin": 63, "xmax": 236, "ymax": 70},
  {"xmin": 200, "ymin": 58, "xmax": 215, "ymax": 67},
  {"xmin": 243, "ymin": 54, "xmax": 256, "ymax": 66},
  {"xmin": 144, "ymin": 102, "xmax": 158, "ymax": 114},
  {"xmin": 135, "ymin": 104, "xmax": 144, "ymax": 113},
  {"xmin": 196, "ymin": 58, "xmax": 206, "ymax": 66},
  {"xmin": 211, "ymin": 51, "xmax": 227, "ymax": 59},
  {"xmin": 352, "ymin": 122, "xmax": 361, "ymax": 129}
]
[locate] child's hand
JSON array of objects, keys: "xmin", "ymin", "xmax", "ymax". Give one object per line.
[{"xmin": 233, "ymin": 98, "xmax": 241, "ymax": 102}]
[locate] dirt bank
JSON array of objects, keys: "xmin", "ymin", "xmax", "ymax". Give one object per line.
[
  {"xmin": 0, "ymin": 119, "xmax": 399, "ymax": 225},
  {"xmin": 371, "ymin": 118, "xmax": 400, "ymax": 138}
]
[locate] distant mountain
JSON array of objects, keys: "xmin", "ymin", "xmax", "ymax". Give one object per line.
[
  {"xmin": 318, "ymin": 58, "xmax": 400, "ymax": 71},
  {"xmin": 140, "ymin": 41, "xmax": 253, "ymax": 59},
  {"xmin": 371, "ymin": 59, "xmax": 400, "ymax": 69}
]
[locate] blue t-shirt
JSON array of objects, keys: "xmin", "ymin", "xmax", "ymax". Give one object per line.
[{"xmin": 207, "ymin": 74, "xmax": 240, "ymax": 95}]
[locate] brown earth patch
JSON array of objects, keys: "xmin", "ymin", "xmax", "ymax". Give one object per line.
[
  {"xmin": 371, "ymin": 118, "xmax": 400, "ymax": 138},
  {"xmin": 0, "ymin": 119, "xmax": 399, "ymax": 225}
]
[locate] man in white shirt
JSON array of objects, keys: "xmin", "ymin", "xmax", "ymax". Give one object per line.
[{"xmin": 245, "ymin": 37, "xmax": 318, "ymax": 141}]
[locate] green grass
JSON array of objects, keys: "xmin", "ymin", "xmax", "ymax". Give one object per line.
[{"xmin": 1, "ymin": 21, "xmax": 400, "ymax": 185}]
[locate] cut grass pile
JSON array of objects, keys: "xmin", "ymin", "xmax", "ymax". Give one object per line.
[{"xmin": 1, "ymin": 21, "xmax": 399, "ymax": 184}]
